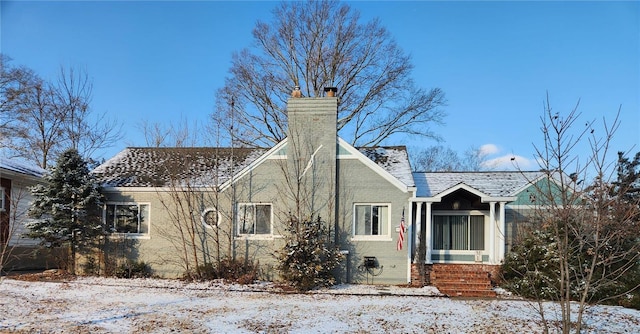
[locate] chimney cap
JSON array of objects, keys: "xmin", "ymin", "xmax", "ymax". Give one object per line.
[
  {"xmin": 324, "ymin": 87, "xmax": 337, "ymax": 97},
  {"xmin": 291, "ymin": 85, "xmax": 302, "ymax": 98}
]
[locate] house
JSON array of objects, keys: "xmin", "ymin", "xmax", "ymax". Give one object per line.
[
  {"xmin": 0, "ymin": 158, "xmax": 58, "ymax": 272},
  {"xmin": 92, "ymin": 89, "xmax": 544, "ymax": 292}
]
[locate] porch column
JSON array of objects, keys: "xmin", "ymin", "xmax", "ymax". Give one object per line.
[
  {"xmin": 489, "ymin": 201, "xmax": 496, "ymax": 264},
  {"xmin": 413, "ymin": 202, "xmax": 422, "ymax": 262},
  {"xmin": 406, "ymin": 202, "xmax": 413, "ymax": 283},
  {"xmin": 425, "ymin": 202, "xmax": 432, "ymax": 264},
  {"xmin": 497, "ymin": 201, "xmax": 507, "ymax": 263}
]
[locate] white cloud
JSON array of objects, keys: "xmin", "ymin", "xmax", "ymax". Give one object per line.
[
  {"xmin": 482, "ymin": 154, "xmax": 534, "ymax": 170},
  {"xmin": 476, "ymin": 143, "xmax": 535, "ymax": 170},
  {"xmin": 479, "ymin": 143, "xmax": 499, "ymax": 156}
]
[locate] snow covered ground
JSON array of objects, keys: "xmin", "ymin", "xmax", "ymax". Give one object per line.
[{"xmin": 1, "ymin": 276, "xmax": 639, "ymax": 333}]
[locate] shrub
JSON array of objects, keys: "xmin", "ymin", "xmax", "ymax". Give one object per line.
[
  {"xmin": 186, "ymin": 258, "xmax": 259, "ymax": 283},
  {"xmin": 278, "ymin": 216, "xmax": 344, "ymax": 291},
  {"xmin": 82, "ymin": 256, "xmax": 100, "ymax": 276},
  {"xmin": 115, "ymin": 260, "xmax": 152, "ymax": 278},
  {"xmin": 502, "ymin": 229, "xmax": 560, "ymax": 300},
  {"xmin": 502, "ymin": 228, "xmax": 640, "ymax": 309}
]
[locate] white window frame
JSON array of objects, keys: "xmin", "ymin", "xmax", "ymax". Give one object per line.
[
  {"xmin": 104, "ymin": 202, "xmax": 151, "ymax": 239},
  {"xmin": 201, "ymin": 207, "xmax": 220, "ymax": 229},
  {"xmin": 432, "ymin": 210, "xmax": 486, "ymax": 252},
  {"xmin": 352, "ymin": 203, "xmax": 392, "ymax": 241},
  {"xmin": 236, "ymin": 203, "xmax": 273, "ymax": 239}
]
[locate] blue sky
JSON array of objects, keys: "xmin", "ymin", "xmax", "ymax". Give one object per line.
[{"xmin": 2, "ymin": 1, "xmax": 638, "ymax": 171}]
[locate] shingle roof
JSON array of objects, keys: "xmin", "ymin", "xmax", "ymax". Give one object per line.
[
  {"xmin": 358, "ymin": 146, "xmax": 414, "ymax": 187},
  {"xmin": 93, "ymin": 145, "xmax": 415, "ymax": 189},
  {"xmin": 0, "ymin": 158, "xmax": 46, "ymax": 178},
  {"xmin": 92, "ymin": 147, "xmax": 268, "ymax": 187},
  {"xmin": 412, "ymin": 171, "xmax": 545, "ymax": 197}
]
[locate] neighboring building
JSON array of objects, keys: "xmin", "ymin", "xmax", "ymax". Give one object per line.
[
  {"xmin": 92, "ymin": 90, "xmax": 546, "ymax": 293},
  {"xmin": 0, "ymin": 158, "xmax": 56, "ymax": 271}
]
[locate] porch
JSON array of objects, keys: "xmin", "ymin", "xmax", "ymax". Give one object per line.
[{"xmin": 408, "ymin": 183, "xmax": 515, "ymax": 295}]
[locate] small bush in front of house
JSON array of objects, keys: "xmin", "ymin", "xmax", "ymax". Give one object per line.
[
  {"xmin": 215, "ymin": 258, "xmax": 259, "ymax": 283},
  {"xmin": 82, "ymin": 256, "xmax": 100, "ymax": 276},
  {"xmin": 190, "ymin": 263, "xmax": 217, "ymax": 280},
  {"xmin": 187, "ymin": 258, "xmax": 259, "ymax": 283},
  {"xmin": 115, "ymin": 260, "xmax": 152, "ymax": 278},
  {"xmin": 278, "ymin": 216, "xmax": 344, "ymax": 291},
  {"xmin": 502, "ymin": 229, "xmax": 561, "ymax": 300},
  {"xmin": 503, "ymin": 227, "xmax": 640, "ymax": 310}
]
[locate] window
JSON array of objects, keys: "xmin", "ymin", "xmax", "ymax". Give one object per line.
[
  {"xmin": 0, "ymin": 187, "xmax": 4, "ymax": 212},
  {"xmin": 433, "ymin": 214, "xmax": 484, "ymax": 250},
  {"xmin": 105, "ymin": 203, "xmax": 150, "ymax": 235},
  {"xmin": 354, "ymin": 204, "xmax": 390, "ymax": 238},
  {"xmin": 237, "ymin": 203, "xmax": 272, "ymax": 236},
  {"xmin": 202, "ymin": 208, "xmax": 220, "ymax": 229}
]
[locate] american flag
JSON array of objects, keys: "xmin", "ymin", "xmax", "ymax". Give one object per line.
[{"xmin": 397, "ymin": 209, "xmax": 406, "ymax": 251}]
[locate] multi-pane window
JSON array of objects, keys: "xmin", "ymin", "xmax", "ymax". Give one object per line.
[
  {"xmin": 237, "ymin": 203, "xmax": 272, "ymax": 235},
  {"xmin": 433, "ymin": 215, "xmax": 484, "ymax": 250},
  {"xmin": 354, "ymin": 204, "xmax": 389, "ymax": 237},
  {"xmin": 105, "ymin": 203, "xmax": 149, "ymax": 235}
]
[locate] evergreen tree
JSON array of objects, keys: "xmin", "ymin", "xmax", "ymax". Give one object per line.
[
  {"xmin": 502, "ymin": 229, "xmax": 562, "ymax": 300},
  {"xmin": 614, "ymin": 151, "xmax": 640, "ymax": 203},
  {"xmin": 607, "ymin": 151, "xmax": 640, "ymax": 308},
  {"xmin": 26, "ymin": 148, "xmax": 105, "ymax": 274}
]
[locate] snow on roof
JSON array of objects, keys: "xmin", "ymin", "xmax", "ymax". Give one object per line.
[
  {"xmin": 358, "ymin": 146, "xmax": 414, "ymax": 187},
  {"xmin": 93, "ymin": 145, "xmax": 415, "ymax": 189},
  {"xmin": 0, "ymin": 157, "xmax": 46, "ymax": 178},
  {"xmin": 413, "ymin": 171, "xmax": 545, "ymax": 197},
  {"xmin": 92, "ymin": 147, "xmax": 268, "ymax": 187}
]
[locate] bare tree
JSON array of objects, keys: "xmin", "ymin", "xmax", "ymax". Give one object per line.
[
  {"xmin": 54, "ymin": 67, "xmax": 122, "ymax": 162},
  {"xmin": 137, "ymin": 117, "xmax": 204, "ymax": 148},
  {"xmin": 155, "ymin": 178, "xmax": 212, "ymax": 278},
  {"xmin": 504, "ymin": 95, "xmax": 640, "ymax": 333},
  {"xmin": 214, "ymin": 0, "xmax": 446, "ymax": 148},
  {"xmin": 140, "ymin": 119, "xmax": 236, "ymax": 279},
  {"xmin": 411, "ymin": 145, "xmax": 487, "ymax": 172},
  {"xmin": 0, "ymin": 55, "xmax": 36, "ymax": 135},
  {"xmin": 6, "ymin": 74, "xmax": 66, "ymax": 169},
  {"xmin": 3, "ymin": 63, "xmax": 121, "ymax": 168}
]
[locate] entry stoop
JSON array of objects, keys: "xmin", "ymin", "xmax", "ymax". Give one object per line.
[{"xmin": 431, "ymin": 264, "xmax": 497, "ymax": 298}]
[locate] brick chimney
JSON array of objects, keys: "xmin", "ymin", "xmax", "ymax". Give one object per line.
[{"xmin": 286, "ymin": 87, "xmax": 338, "ymax": 217}]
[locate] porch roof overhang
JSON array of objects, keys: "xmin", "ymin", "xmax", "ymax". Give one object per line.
[{"xmin": 410, "ymin": 182, "xmax": 517, "ymax": 203}]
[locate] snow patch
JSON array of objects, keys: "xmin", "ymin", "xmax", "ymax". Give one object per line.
[{"xmin": 1, "ymin": 277, "xmax": 638, "ymax": 333}]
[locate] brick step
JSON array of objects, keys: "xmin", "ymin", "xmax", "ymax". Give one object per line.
[
  {"xmin": 433, "ymin": 264, "xmax": 489, "ymax": 271},
  {"xmin": 432, "ymin": 275, "xmax": 491, "ymax": 281},
  {"xmin": 432, "ymin": 278, "xmax": 491, "ymax": 285},
  {"xmin": 432, "ymin": 272, "xmax": 490, "ymax": 280},
  {"xmin": 433, "ymin": 278, "xmax": 490, "ymax": 285},
  {"xmin": 438, "ymin": 288, "xmax": 496, "ymax": 298},
  {"xmin": 429, "ymin": 264, "xmax": 498, "ymax": 298},
  {"xmin": 434, "ymin": 281, "xmax": 492, "ymax": 288}
]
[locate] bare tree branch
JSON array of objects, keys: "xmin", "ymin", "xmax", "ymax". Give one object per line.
[
  {"xmin": 1, "ymin": 59, "xmax": 122, "ymax": 168},
  {"xmin": 214, "ymin": 0, "xmax": 445, "ymax": 147}
]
